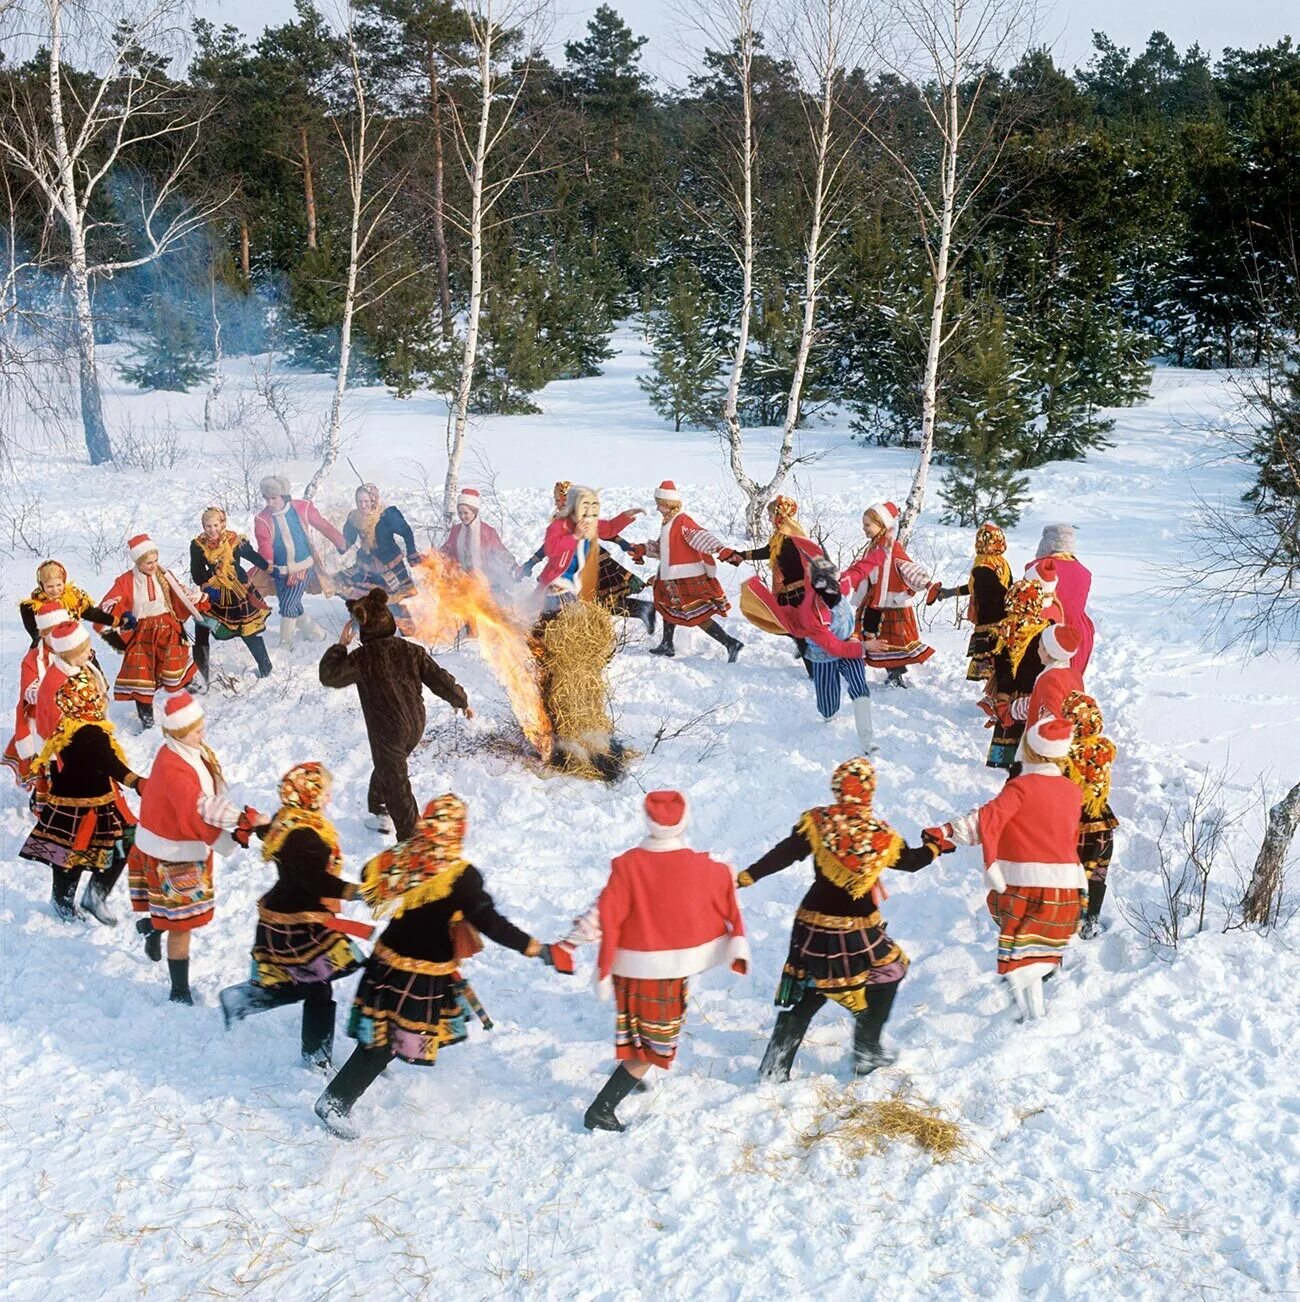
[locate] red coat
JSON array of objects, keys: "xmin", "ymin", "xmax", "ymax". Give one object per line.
[
  {"xmin": 33, "ymin": 654, "xmax": 104, "ymax": 748},
  {"xmin": 648, "ymin": 513, "xmax": 727, "ymax": 581},
  {"xmin": 134, "ymin": 740, "xmax": 236, "ymax": 863},
  {"xmin": 10, "ymin": 643, "xmax": 48, "ymax": 764},
  {"xmin": 1026, "ymin": 554, "xmax": 1094, "ymax": 676},
  {"xmin": 594, "ymin": 841, "xmax": 749, "ymax": 997},
  {"xmin": 98, "ymin": 569, "xmax": 197, "ymax": 635},
  {"xmin": 843, "ymin": 538, "xmax": 930, "ymax": 610},
  {"xmin": 536, "ymin": 509, "xmax": 639, "ymax": 590},
  {"xmin": 962, "ymin": 768, "xmax": 1086, "ymax": 890},
  {"xmin": 253, "ymin": 499, "xmax": 347, "ymax": 571},
  {"xmin": 1016, "ymin": 662, "xmax": 1084, "ymax": 726},
  {"xmin": 441, "ymin": 519, "xmax": 514, "ymax": 572}
]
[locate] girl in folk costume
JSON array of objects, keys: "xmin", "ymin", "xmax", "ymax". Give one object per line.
[
  {"xmin": 441, "ymin": 487, "xmax": 517, "ymax": 591},
  {"xmin": 313, "ymin": 794, "xmax": 565, "ymax": 1140},
  {"xmin": 128, "ymin": 693, "xmax": 263, "ymax": 1005},
  {"xmin": 633, "ymin": 480, "xmax": 742, "ymax": 662},
  {"xmin": 4, "ymin": 601, "xmax": 70, "ymax": 786},
  {"xmin": 189, "ymin": 507, "xmax": 273, "ymax": 685},
  {"xmin": 1061, "ymin": 691, "xmax": 1119, "ymax": 939},
  {"xmin": 804, "ymin": 559, "xmax": 876, "ymax": 754},
  {"xmin": 336, "ymin": 484, "xmax": 423, "ymax": 633},
  {"xmin": 928, "ymin": 715, "xmax": 1088, "ymax": 1020},
  {"xmin": 927, "ymin": 522, "xmax": 1012, "ymax": 682},
  {"xmin": 841, "ymin": 500, "xmax": 935, "ymax": 687},
  {"xmin": 219, "ymin": 763, "xmax": 368, "ymax": 1070},
  {"xmin": 1026, "ymin": 525, "xmax": 1095, "ymax": 678},
  {"xmin": 19, "ymin": 666, "xmax": 143, "ymax": 924},
  {"xmin": 18, "ymin": 558, "xmax": 122, "ymax": 649},
  {"xmin": 561, "ymin": 790, "xmax": 749, "ymax": 1133},
  {"xmin": 253, "ymin": 475, "xmax": 348, "ymax": 648},
  {"xmin": 99, "ymin": 534, "xmax": 207, "ymax": 731},
  {"xmin": 1013, "ymin": 624, "xmax": 1084, "ymax": 756},
  {"xmin": 739, "ymin": 757, "xmax": 950, "ymax": 1080},
  {"xmin": 532, "ymin": 484, "xmax": 656, "ymax": 633},
  {"xmin": 981, "ymin": 577, "xmax": 1056, "ymax": 770},
  {"xmin": 33, "ymin": 621, "xmax": 110, "ymax": 764}
]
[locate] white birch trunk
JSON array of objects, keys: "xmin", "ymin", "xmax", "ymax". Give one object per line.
[
  {"xmin": 1241, "ymin": 779, "xmax": 1300, "ymax": 926},
  {"xmin": 204, "ymin": 269, "xmax": 224, "ymax": 433}
]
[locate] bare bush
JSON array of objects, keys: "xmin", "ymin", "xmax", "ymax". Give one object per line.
[
  {"xmin": 76, "ymin": 507, "xmax": 139, "ymax": 576},
  {"xmin": 0, "ymin": 479, "xmax": 49, "ymax": 556},
  {"xmin": 250, "ymin": 354, "xmax": 309, "ymax": 457},
  {"xmin": 113, "ymin": 413, "xmax": 182, "ymax": 472},
  {"xmin": 207, "ymin": 424, "xmax": 276, "ymax": 513}
]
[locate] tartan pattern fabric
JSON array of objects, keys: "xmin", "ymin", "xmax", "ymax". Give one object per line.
[
  {"xmin": 205, "ymin": 585, "xmax": 268, "ymax": 641},
  {"xmin": 250, "ymin": 908, "xmax": 365, "ymax": 988},
  {"xmin": 347, "ymin": 951, "xmax": 473, "ymax": 1066},
  {"xmin": 810, "ymin": 656, "xmax": 869, "ymax": 718},
  {"xmin": 653, "ymin": 574, "xmax": 730, "ymax": 626},
  {"xmin": 596, "ymin": 551, "xmax": 646, "ymax": 603},
  {"xmin": 127, "ymin": 845, "xmax": 214, "ymax": 931},
  {"xmin": 776, "ymin": 908, "xmax": 909, "ymax": 1014},
  {"xmin": 862, "ymin": 606, "xmax": 934, "ymax": 668},
  {"xmin": 114, "ymin": 615, "xmax": 196, "ymax": 704},
  {"xmin": 613, "ymin": 975, "xmax": 688, "ymax": 1068},
  {"xmin": 986, "ymin": 886, "xmax": 1082, "ymax": 973},
  {"xmin": 19, "ymin": 795, "xmax": 128, "ymax": 872},
  {"xmin": 1079, "ymin": 820, "xmax": 1117, "ymax": 885}
]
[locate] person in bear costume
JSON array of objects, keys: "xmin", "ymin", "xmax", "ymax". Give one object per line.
[{"xmin": 318, "ymin": 589, "xmax": 471, "ymax": 840}]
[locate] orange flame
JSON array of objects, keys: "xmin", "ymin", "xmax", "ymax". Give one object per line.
[{"xmin": 407, "ymin": 552, "xmax": 554, "ymax": 762}]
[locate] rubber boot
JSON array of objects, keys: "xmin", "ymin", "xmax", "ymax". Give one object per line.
[
  {"xmin": 137, "ymin": 915, "xmax": 162, "ymax": 961},
  {"xmin": 168, "ymin": 958, "xmax": 193, "ymax": 1006},
  {"xmin": 301, "ymin": 993, "xmax": 337, "ymax": 1071},
  {"xmin": 649, "ymin": 622, "xmax": 676, "ymax": 658},
  {"xmin": 758, "ymin": 990, "xmax": 826, "ymax": 1082},
  {"xmin": 583, "ymin": 1064, "xmax": 642, "ymax": 1133},
  {"xmin": 50, "ymin": 868, "xmax": 82, "ymax": 922},
  {"xmin": 631, "ymin": 599, "xmax": 656, "ymax": 635},
  {"xmin": 314, "ymin": 1045, "xmax": 391, "ymax": 1140},
  {"xmin": 80, "ymin": 854, "xmax": 124, "ymax": 926},
  {"xmin": 136, "ymin": 701, "xmax": 155, "ymax": 730},
  {"xmin": 192, "ymin": 638, "xmax": 210, "ymax": 693},
  {"xmin": 219, "ymin": 980, "xmax": 288, "ymax": 1029},
  {"xmin": 851, "ymin": 695, "xmax": 877, "ymax": 755},
  {"xmin": 246, "ymin": 634, "xmax": 273, "ymax": 678},
  {"xmin": 703, "ymin": 620, "xmax": 743, "ymax": 663},
  {"xmin": 852, "ymin": 981, "xmax": 899, "ymax": 1076},
  {"xmin": 1079, "ymin": 880, "xmax": 1107, "ymax": 939},
  {"xmin": 279, "ymin": 616, "xmax": 298, "ymax": 650}
]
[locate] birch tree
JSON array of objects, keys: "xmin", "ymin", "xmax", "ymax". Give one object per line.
[
  {"xmin": 868, "ymin": 0, "xmax": 1038, "ymax": 540},
  {"xmin": 0, "ymin": 0, "xmax": 225, "ymax": 464},
  {"xmin": 439, "ymin": 0, "xmax": 552, "ymax": 525}
]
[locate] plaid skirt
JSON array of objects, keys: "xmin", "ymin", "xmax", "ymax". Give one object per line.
[
  {"xmin": 115, "ymin": 615, "xmax": 196, "ymax": 703},
  {"xmin": 335, "ymin": 555, "xmax": 417, "ymax": 602},
  {"xmin": 614, "ymin": 975, "xmax": 688, "ymax": 1068},
  {"xmin": 347, "ymin": 942, "xmax": 474, "ymax": 1066},
  {"xmin": 250, "ymin": 907, "xmax": 365, "ymax": 988},
  {"xmin": 776, "ymin": 908, "xmax": 909, "ymax": 1014},
  {"xmin": 20, "ymin": 793, "xmax": 130, "ymax": 872},
  {"xmin": 965, "ymin": 625, "xmax": 999, "ymax": 682},
  {"xmin": 1080, "ymin": 809, "xmax": 1119, "ymax": 884},
  {"xmin": 987, "ymin": 887, "xmax": 1083, "ymax": 973},
  {"xmin": 862, "ymin": 606, "xmax": 934, "ymax": 669},
  {"xmin": 128, "ymin": 846, "xmax": 214, "ymax": 931},
  {"xmin": 597, "ymin": 552, "xmax": 647, "ymax": 607},
  {"xmin": 206, "ymin": 585, "xmax": 269, "ymax": 641},
  {"xmin": 654, "ymin": 574, "xmax": 730, "ymax": 626}
]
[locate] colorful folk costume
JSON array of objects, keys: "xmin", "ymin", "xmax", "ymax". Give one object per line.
[
  {"xmin": 19, "ymin": 667, "xmax": 142, "ymax": 924},
  {"xmin": 740, "ymin": 758, "xmax": 947, "ymax": 1079},
  {"xmin": 4, "ymin": 601, "xmax": 68, "ymax": 786},
  {"xmin": 928, "ymin": 522, "xmax": 1012, "ymax": 682},
  {"xmin": 99, "ymin": 534, "xmax": 204, "ymax": 730},
  {"xmin": 18, "ymin": 558, "xmax": 121, "ymax": 649},
  {"xmin": 841, "ymin": 500, "xmax": 934, "ymax": 686},
  {"xmin": 1014, "ymin": 624, "xmax": 1084, "ymax": 757},
  {"xmin": 441, "ymin": 487, "xmax": 518, "ymax": 594},
  {"xmin": 934, "ymin": 716, "xmax": 1087, "ymax": 1020},
  {"xmin": 128, "ymin": 693, "xmax": 262, "ymax": 1004},
  {"xmin": 313, "ymin": 794, "xmax": 562, "ymax": 1140},
  {"xmin": 1061, "ymin": 691, "xmax": 1119, "ymax": 938},
  {"xmin": 189, "ymin": 508, "xmax": 272, "ymax": 684},
  {"xmin": 532, "ymin": 484, "xmax": 655, "ymax": 632},
  {"xmin": 219, "ymin": 763, "xmax": 367, "ymax": 1069},
  {"xmin": 562, "ymin": 791, "xmax": 749, "ymax": 1132},
  {"xmin": 32, "ymin": 621, "xmax": 110, "ymax": 765},
  {"xmin": 319, "ymin": 588, "xmax": 468, "ymax": 840},
  {"xmin": 982, "ymin": 578, "xmax": 1056, "ymax": 770},
  {"xmin": 253, "ymin": 475, "xmax": 348, "ymax": 648},
  {"xmin": 1026, "ymin": 525, "xmax": 1095, "ymax": 679},
  {"xmin": 728, "ymin": 495, "xmax": 824, "ymax": 670},
  {"xmin": 805, "ymin": 559, "xmax": 875, "ymax": 754},
  {"xmin": 637, "ymin": 481, "xmax": 742, "ymax": 661},
  {"xmin": 336, "ymin": 483, "xmax": 422, "ymax": 631}
]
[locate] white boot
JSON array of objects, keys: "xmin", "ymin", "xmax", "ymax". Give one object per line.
[
  {"xmin": 279, "ymin": 616, "xmax": 298, "ymax": 650},
  {"xmin": 298, "ymin": 613, "xmax": 325, "ymax": 641},
  {"xmin": 364, "ymin": 813, "xmax": 394, "ymax": 835},
  {"xmin": 852, "ymin": 695, "xmax": 877, "ymax": 755},
  {"xmin": 1005, "ymin": 962, "xmax": 1053, "ymax": 1021}
]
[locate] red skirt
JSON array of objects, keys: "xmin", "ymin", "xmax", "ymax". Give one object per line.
[
  {"xmin": 654, "ymin": 574, "xmax": 729, "ymax": 626},
  {"xmin": 613, "ymin": 975, "xmax": 688, "ymax": 1068},
  {"xmin": 115, "ymin": 615, "xmax": 197, "ymax": 703},
  {"xmin": 862, "ymin": 605, "xmax": 934, "ymax": 669},
  {"xmin": 987, "ymin": 887, "xmax": 1082, "ymax": 973}
]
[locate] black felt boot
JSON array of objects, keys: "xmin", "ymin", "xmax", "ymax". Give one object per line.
[
  {"xmin": 649, "ymin": 622, "xmax": 676, "ymax": 657},
  {"xmin": 758, "ymin": 990, "xmax": 827, "ymax": 1082},
  {"xmin": 852, "ymin": 981, "xmax": 900, "ymax": 1076},
  {"xmin": 246, "ymin": 634, "xmax": 273, "ymax": 678},
  {"xmin": 219, "ymin": 980, "xmax": 288, "ymax": 1028},
  {"xmin": 301, "ymin": 989, "xmax": 337, "ymax": 1071},
  {"xmin": 1079, "ymin": 879, "xmax": 1108, "ymax": 939},
  {"xmin": 80, "ymin": 853, "xmax": 125, "ymax": 926},
  {"xmin": 50, "ymin": 868, "xmax": 82, "ymax": 922},
  {"xmin": 885, "ymin": 667, "xmax": 909, "ymax": 689},
  {"xmin": 192, "ymin": 637, "xmax": 210, "ymax": 693},
  {"xmin": 137, "ymin": 915, "xmax": 162, "ymax": 961},
  {"xmin": 136, "ymin": 701, "xmax": 155, "ymax": 730},
  {"xmin": 314, "ymin": 1046, "xmax": 391, "ymax": 1140},
  {"xmin": 703, "ymin": 620, "xmax": 743, "ymax": 663},
  {"xmin": 168, "ymin": 958, "xmax": 193, "ymax": 1005},
  {"xmin": 632, "ymin": 599, "xmax": 656, "ymax": 635},
  {"xmin": 583, "ymin": 1065, "xmax": 642, "ymax": 1132}
]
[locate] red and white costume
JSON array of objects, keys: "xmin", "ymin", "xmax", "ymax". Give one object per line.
[
  {"xmin": 441, "ymin": 488, "xmax": 517, "ymax": 582},
  {"xmin": 842, "ymin": 501, "xmax": 934, "ymax": 669},
  {"xmin": 644, "ymin": 482, "xmax": 730, "ymax": 626},
  {"xmin": 3, "ymin": 602, "xmax": 65, "ymax": 783},
  {"xmin": 33, "ymin": 623, "xmax": 109, "ymax": 753},
  {"xmin": 1012, "ymin": 624, "xmax": 1083, "ymax": 740}
]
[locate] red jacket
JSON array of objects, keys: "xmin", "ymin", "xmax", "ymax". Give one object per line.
[
  {"xmin": 441, "ymin": 519, "xmax": 514, "ymax": 572},
  {"xmin": 648, "ymin": 512, "xmax": 727, "ymax": 581},
  {"xmin": 10, "ymin": 643, "xmax": 48, "ymax": 763},
  {"xmin": 32, "ymin": 654, "xmax": 107, "ymax": 748},
  {"xmin": 134, "ymin": 740, "xmax": 237, "ymax": 863},
  {"xmin": 1016, "ymin": 662, "xmax": 1084, "ymax": 726},
  {"xmin": 594, "ymin": 840, "xmax": 749, "ymax": 997},
  {"xmin": 536, "ymin": 509, "xmax": 639, "ymax": 590},
  {"xmin": 1027, "ymin": 554, "xmax": 1094, "ymax": 676},
  {"xmin": 253, "ymin": 499, "xmax": 347, "ymax": 572},
  {"xmin": 98, "ymin": 569, "xmax": 198, "ymax": 636},
  {"xmin": 843, "ymin": 538, "xmax": 930, "ymax": 610}
]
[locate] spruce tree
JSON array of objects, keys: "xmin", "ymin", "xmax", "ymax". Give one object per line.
[
  {"xmin": 639, "ymin": 261, "xmax": 724, "ymax": 430},
  {"xmin": 118, "ymin": 293, "xmax": 213, "ymax": 392}
]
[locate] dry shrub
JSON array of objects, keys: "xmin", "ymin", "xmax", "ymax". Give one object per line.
[{"xmin": 799, "ymin": 1085, "xmax": 965, "ymax": 1163}]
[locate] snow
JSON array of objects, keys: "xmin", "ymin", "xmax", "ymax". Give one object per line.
[{"xmin": 3, "ymin": 328, "xmax": 1298, "ymax": 1298}]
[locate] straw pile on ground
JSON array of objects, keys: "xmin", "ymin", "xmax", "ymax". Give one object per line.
[{"xmin": 799, "ymin": 1086, "xmax": 965, "ymax": 1163}]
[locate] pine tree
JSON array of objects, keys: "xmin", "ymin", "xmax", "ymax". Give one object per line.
[
  {"xmin": 639, "ymin": 261, "xmax": 724, "ymax": 430},
  {"xmin": 118, "ymin": 292, "xmax": 213, "ymax": 392}
]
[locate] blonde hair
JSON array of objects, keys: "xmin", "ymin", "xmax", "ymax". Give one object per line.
[
  {"xmin": 37, "ymin": 559, "xmax": 67, "ymax": 586},
  {"xmin": 1021, "ymin": 740, "xmax": 1069, "ymax": 773},
  {"xmin": 201, "ymin": 507, "xmax": 226, "ymax": 527},
  {"xmin": 163, "ymin": 717, "xmax": 203, "ymax": 740}
]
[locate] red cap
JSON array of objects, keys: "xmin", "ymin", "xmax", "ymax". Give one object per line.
[{"xmin": 644, "ymin": 789, "xmax": 688, "ymax": 836}]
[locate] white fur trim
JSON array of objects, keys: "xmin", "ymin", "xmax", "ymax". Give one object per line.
[
  {"xmin": 989, "ymin": 860, "xmax": 1088, "ymax": 889},
  {"xmin": 35, "ymin": 608, "xmax": 66, "ymax": 632},
  {"xmin": 129, "ymin": 536, "xmax": 157, "ymax": 561},
  {"xmin": 1025, "ymin": 720, "xmax": 1072, "ymax": 759},
  {"xmin": 638, "ymin": 833, "xmax": 688, "ymax": 851},
  {"xmin": 611, "ymin": 935, "xmax": 741, "ymax": 979},
  {"xmin": 1039, "ymin": 625, "xmax": 1075, "ymax": 663},
  {"xmin": 162, "ymin": 700, "xmax": 204, "ymax": 732},
  {"xmin": 49, "ymin": 624, "xmax": 89, "ymax": 653},
  {"xmin": 456, "ymin": 489, "xmax": 480, "ymax": 510},
  {"xmin": 654, "ymin": 484, "xmax": 683, "ymax": 503},
  {"xmin": 659, "ymin": 559, "xmax": 714, "ymax": 580}
]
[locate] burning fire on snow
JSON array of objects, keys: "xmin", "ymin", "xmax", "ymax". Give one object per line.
[{"xmin": 407, "ymin": 551, "xmax": 554, "ymax": 763}]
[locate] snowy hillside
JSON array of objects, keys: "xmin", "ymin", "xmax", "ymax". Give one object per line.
[{"xmin": 2, "ymin": 329, "xmax": 1297, "ymax": 1299}]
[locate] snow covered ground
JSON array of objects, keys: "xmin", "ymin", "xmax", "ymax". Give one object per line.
[{"xmin": 2, "ymin": 328, "xmax": 1298, "ymax": 1299}]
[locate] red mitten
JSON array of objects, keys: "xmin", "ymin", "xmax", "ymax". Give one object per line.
[
  {"xmin": 232, "ymin": 806, "xmax": 264, "ymax": 849},
  {"xmin": 627, "ymin": 543, "xmax": 647, "ymax": 564},
  {"xmin": 921, "ymin": 824, "xmax": 956, "ymax": 855},
  {"xmin": 996, "ymin": 702, "xmax": 1015, "ymax": 728},
  {"xmin": 539, "ymin": 942, "xmax": 576, "ymax": 974},
  {"xmin": 718, "ymin": 547, "xmax": 741, "ymax": 566},
  {"xmin": 730, "ymin": 957, "xmax": 749, "ymax": 975},
  {"xmin": 925, "ymin": 581, "xmax": 943, "ymax": 606}
]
